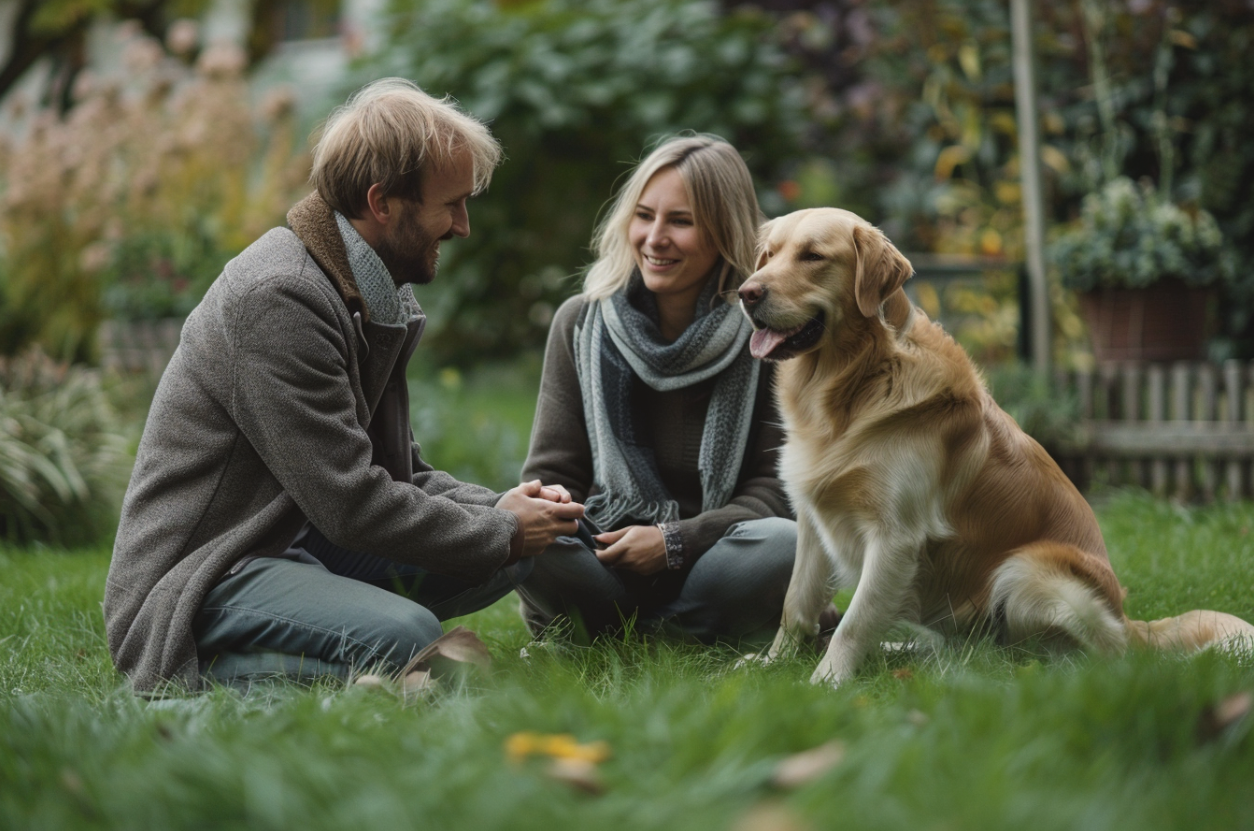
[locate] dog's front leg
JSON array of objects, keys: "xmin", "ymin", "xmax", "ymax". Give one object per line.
[
  {"xmin": 812, "ymin": 532, "xmax": 922, "ymax": 687},
  {"xmin": 765, "ymin": 508, "xmax": 834, "ymax": 663}
]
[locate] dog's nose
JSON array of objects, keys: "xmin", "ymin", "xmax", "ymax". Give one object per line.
[{"xmin": 739, "ymin": 282, "xmax": 765, "ymax": 308}]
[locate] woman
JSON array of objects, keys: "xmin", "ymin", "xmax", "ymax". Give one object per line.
[{"xmin": 516, "ymin": 134, "xmax": 802, "ymax": 644}]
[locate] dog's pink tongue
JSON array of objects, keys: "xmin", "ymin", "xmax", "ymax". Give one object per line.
[{"xmin": 750, "ymin": 327, "xmax": 790, "ymax": 359}]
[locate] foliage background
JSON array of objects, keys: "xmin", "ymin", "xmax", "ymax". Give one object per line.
[
  {"xmin": 362, "ymin": 0, "xmax": 813, "ymax": 362},
  {"xmin": 1, "ymin": 0, "xmax": 1253, "ymax": 546}
]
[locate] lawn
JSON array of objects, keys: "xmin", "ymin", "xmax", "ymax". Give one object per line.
[{"xmin": 2, "ymin": 491, "xmax": 1253, "ymax": 831}]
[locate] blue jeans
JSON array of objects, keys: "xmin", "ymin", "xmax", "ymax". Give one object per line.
[
  {"xmin": 515, "ymin": 516, "xmax": 796, "ymax": 645},
  {"xmin": 192, "ymin": 526, "xmax": 531, "ymax": 684}
]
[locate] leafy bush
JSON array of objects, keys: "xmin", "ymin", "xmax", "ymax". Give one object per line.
[
  {"xmin": 364, "ymin": 0, "xmax": 811, "ymax": 362},
  {"xmin": 773, "ymin": 0, "xmax": 1254, "ymax": 360},
  {"xmin": 0, "ymin": 24, "xmax": 309, "ymax": 362},
  {"xmin": 1052, "ymin": 176, "xmax": 1236, "ymax": 292},
  {"xmin": 985, "ymin": 362, "xmax": 1080, "ymax": 451},
  {"xmin": 0, "ymin": 349, "xmax": 129, "ymax": 546}
]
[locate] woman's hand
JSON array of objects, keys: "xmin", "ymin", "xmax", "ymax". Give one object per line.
[{"xmin": 594, "ymin": 525, "xmax": 668, "ymax": 575}]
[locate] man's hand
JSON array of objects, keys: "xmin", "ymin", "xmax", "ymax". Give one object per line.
[
  {"xmin": 536, "ymin": 483, "xmax": 573, "ymax": 504},
  {"xmin": 594, "ymin": 525, "xmax": 667, "ymax": 575},
  {"xmin": 496, "ymin": 480, "xmax": 584, "ymax": 559}
]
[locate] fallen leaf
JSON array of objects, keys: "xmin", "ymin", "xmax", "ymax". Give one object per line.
[
  {"xmin": 545, "ymin": 757, "xmax": 605, "ymax": 795},
  {"xmin": 770, "ymin": 740, "xmax": 846, "ymax": 790},
  {"xmin": 1197, "ymin": 691, "xmax": 1253, "ymax": 743},
  {"xmin": 892, "ymin": 668, "xmax": 914, "ymax": 681},
  {"xmin": 505, "ymin": 732, "xmax": 611, "ymax": 764},
  {"xmin": 400, "ymin": 626, "xmax": 491, "ymax": 673},
  {"xmin": 397, "ymin": 626, "xmax": 492, "ymax": 685},
  {"xmin": 732, "ymin": 801, "xmax": 812, "ymax": 831},
  {"xmin": 403, "ymin": 669, "xmax": 434, "ymax": 696},
  {"xmin": 353, "ymin": 674, "xmax": 386, "ymax": 689}
]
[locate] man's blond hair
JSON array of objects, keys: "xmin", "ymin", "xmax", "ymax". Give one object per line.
[
  {"xmin": 582, "ymin": 134, "xmax": 763, "ymax": 301},
  {"xmin": 310, "ymin": 78, "xmax": 502, "ymax": 218}
]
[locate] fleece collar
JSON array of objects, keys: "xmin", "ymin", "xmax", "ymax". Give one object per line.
[{"xmin": 287, "ymin": 192, "xmax": 368, "ymax": 321}]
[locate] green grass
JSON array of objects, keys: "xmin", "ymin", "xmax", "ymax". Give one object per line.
[{"xmin": 2, "ymin": 491, "xmax": 1254, "ymax": 830}]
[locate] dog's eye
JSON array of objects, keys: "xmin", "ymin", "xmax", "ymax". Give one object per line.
[{"xmin": 800, "ymin": 251, "xmax": 825, "ymax": 262}]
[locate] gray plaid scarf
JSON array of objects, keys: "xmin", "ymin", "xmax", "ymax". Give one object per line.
[{"xmin": 573, "ymin": 271, "xmax": 760, "ymax": 529}]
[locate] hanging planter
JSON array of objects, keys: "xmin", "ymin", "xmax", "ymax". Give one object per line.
[{"xmin": 1053, "ymin": 177, "xmax": 1235, "ymax": 364}]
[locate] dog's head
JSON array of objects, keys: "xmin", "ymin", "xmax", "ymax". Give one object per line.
[{"xmin": 738, "ymin": 208, "xmax": 913, "ymax": 361}]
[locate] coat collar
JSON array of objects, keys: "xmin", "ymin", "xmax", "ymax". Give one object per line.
[{"xmin": 287, "ymin": 192, "xmax": 369, "ymax": 322}]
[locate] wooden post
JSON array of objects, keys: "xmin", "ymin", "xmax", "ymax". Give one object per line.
[
  {"xmin": 1011, "ymin": 0, "xmax": 1051, "ymax": 376},
  {"xmin": 1226, "ymin": 360, "xmax": 1246, "ymax": 499}
]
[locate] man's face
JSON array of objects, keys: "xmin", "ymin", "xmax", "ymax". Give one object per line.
[{"xmin": 375, "ymin": 150, "xmax": 475, "ymax": 286}]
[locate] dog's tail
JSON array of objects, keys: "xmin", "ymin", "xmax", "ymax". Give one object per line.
[
  {"xmin": 1124, "ymin": 609, "xmax": 1254, "ymax": 654},
  {"xmin": 989, "ymin": 544, "xmax": 1128, "ymax": 655}
]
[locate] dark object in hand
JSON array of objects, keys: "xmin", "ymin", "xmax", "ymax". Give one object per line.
[{"xmin": 575, "ymin": 517, "xmax": 605, "ymax": 550}]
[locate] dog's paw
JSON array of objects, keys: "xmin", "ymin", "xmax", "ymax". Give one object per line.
[
  {"xmin": 733, "ymin": 652, "xmax": 773, "ymax": 671},
  {"xmin": 809, "ymin": 662, "xmax": 850, "ymax": 688}
]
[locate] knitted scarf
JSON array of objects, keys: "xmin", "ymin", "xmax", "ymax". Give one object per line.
[
  {"xmin": 335, "ymin": 212, "xmax": 420, "ymax": 325},
  {"xmin": 573, "ymin": 270, "xmax": 760, "ymax": 529}
]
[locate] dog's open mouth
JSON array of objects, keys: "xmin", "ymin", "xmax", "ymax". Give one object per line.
[{"xmin": 749, "ymin": 313, "xmax": 826, "ymax": 361}]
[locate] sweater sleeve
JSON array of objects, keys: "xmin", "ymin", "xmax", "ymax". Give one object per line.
[
  {"xmin": 228, "ymin": 274, "xmax": 515, "ymax": 582},
  {"xmin": 668, "ymin": 364, "xmax": 793, "ymax": 566},
  {"xmin": 520, "ymin": 296, "xmax": 595, "ymax": 501}
]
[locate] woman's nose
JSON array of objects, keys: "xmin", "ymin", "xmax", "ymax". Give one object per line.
[{"xmin": 646, "ymin": 219, "xmax": 668, "ymax": 248}]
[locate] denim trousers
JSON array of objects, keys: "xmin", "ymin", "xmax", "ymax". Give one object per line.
[
  {"xmin": 514, "ymin": 516, "xmax": 797, "ymax": 646},
  {"xmin": 192, "ymin": 526, "xmax": 531, "ymax": 684}
]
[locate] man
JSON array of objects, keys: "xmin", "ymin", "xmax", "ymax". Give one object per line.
[{"xmin": 104, "ymin": 78, "xmax": 583, "ymax": 692}]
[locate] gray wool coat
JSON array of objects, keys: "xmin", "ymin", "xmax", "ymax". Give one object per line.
[{"xmin": 104, "ymin": 193, "xmax": 518, "ymax": 692}]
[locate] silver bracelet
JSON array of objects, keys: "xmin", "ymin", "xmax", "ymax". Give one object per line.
[{"xmin": 657, "ymin": 523, "xmax": 685, "ymax": 571}]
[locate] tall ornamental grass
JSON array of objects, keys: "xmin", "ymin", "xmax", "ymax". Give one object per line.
[{"xmin": 0, "ymin": 349, "xmax": 128, "ymax": 546}]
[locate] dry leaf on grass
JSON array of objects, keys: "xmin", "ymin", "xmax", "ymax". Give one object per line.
[
  {"xmin": 398, "ymin": 625, "xmax": 492, "ymax": 680},
  {"xmin": 732, "ymin": 801, "xmax": 813, "ymax": 831},
  {"xmin": 505, "ymin": 732, "xmax": 612, "ymax": 795},
  {"xmin": 770, "ymin": 740, "xmax": 846, "ymax": 789},
  {"xmin": 1197, "ymin": 691, "xmax": 1253, "ymax": 743},
  {"xmin": 545, "ymin": 757, "xmax": 605, "ymax": 795},
  {"xmin": 504, "ymin": 732, "xmax": 611, "ymax": 764}
]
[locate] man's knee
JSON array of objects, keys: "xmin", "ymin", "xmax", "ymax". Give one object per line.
[{"xmin": 366, "ymin": 603, "xmax": 444, "ymax": 668}]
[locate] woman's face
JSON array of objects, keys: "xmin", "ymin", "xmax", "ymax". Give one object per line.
[{"xmin": 629, "ymin": 167, "xmax": 720, "ymax": 305}]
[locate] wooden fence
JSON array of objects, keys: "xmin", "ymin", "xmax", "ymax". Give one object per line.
[{"xmin": 1054, "ymin": 360, "xmax": 1254, "ymax": 501}]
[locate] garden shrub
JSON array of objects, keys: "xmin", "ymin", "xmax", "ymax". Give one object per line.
[
  {"xmin": 0, "ymin": 349, "xmax": 129, "ymax": 546},
  {"xmin": 0, "ymin": 23, "xmax": 310, "ymax": 362},
  {"xmin": 363, "ymin": 0, "xmax": 812, "ymax": 362},
  {"xmin": 775, "ymin": 0, "xmax": 1254, "ymax": 361}
]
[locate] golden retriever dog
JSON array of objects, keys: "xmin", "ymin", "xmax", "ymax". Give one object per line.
[{"xmin": 738, "ymin": 207, "xmax": 1254, "ymax": 687}]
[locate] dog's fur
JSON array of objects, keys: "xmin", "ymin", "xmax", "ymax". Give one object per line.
[{"xmin": 739, "ymin": 208, "xmax": 1254, "ymax": 686}]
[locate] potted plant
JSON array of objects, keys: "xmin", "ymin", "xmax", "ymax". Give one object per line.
[{"xmin": 1052, "ymin": 176, "xmax": 1236, "ymax": 363}]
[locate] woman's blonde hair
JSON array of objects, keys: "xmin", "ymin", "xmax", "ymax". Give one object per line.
[
  {"xmin": 310, "ymin": 78, "xmax": 503, "ymax": 218},
  {"xmin": 582, "ymin": 134, "xmax": 763, "ymax": 301}
]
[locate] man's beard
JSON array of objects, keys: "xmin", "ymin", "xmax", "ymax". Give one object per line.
[{"xmin": 375, "ymin": 218, "xmax": 442, "ymax": 287}]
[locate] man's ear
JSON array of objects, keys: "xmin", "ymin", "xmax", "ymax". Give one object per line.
[
  {"xmin": 853, "ymin": 224, "xmax": 913, "ymax": 318},
  {"xmin": 364, "ymin": 183, "xmax": 393, "ymax": 226}
]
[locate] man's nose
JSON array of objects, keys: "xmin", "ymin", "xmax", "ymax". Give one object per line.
[{"xmin": 451, "ymin": 202, "xmax": 470, "ymax": 238}]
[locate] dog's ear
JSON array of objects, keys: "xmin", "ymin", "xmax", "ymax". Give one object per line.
[
  {"xmin": 754, "ymin": 219, "xmax": 776, "ymax": 272},
  {"xmin": 853, "ymin": 224, "xmax": 913, "ymax": 318}
]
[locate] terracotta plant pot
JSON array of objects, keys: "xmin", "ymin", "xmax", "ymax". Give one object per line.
[{"xmin": 1079, "ymin": 279, "xmax": 1217, "ymax": 363}]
